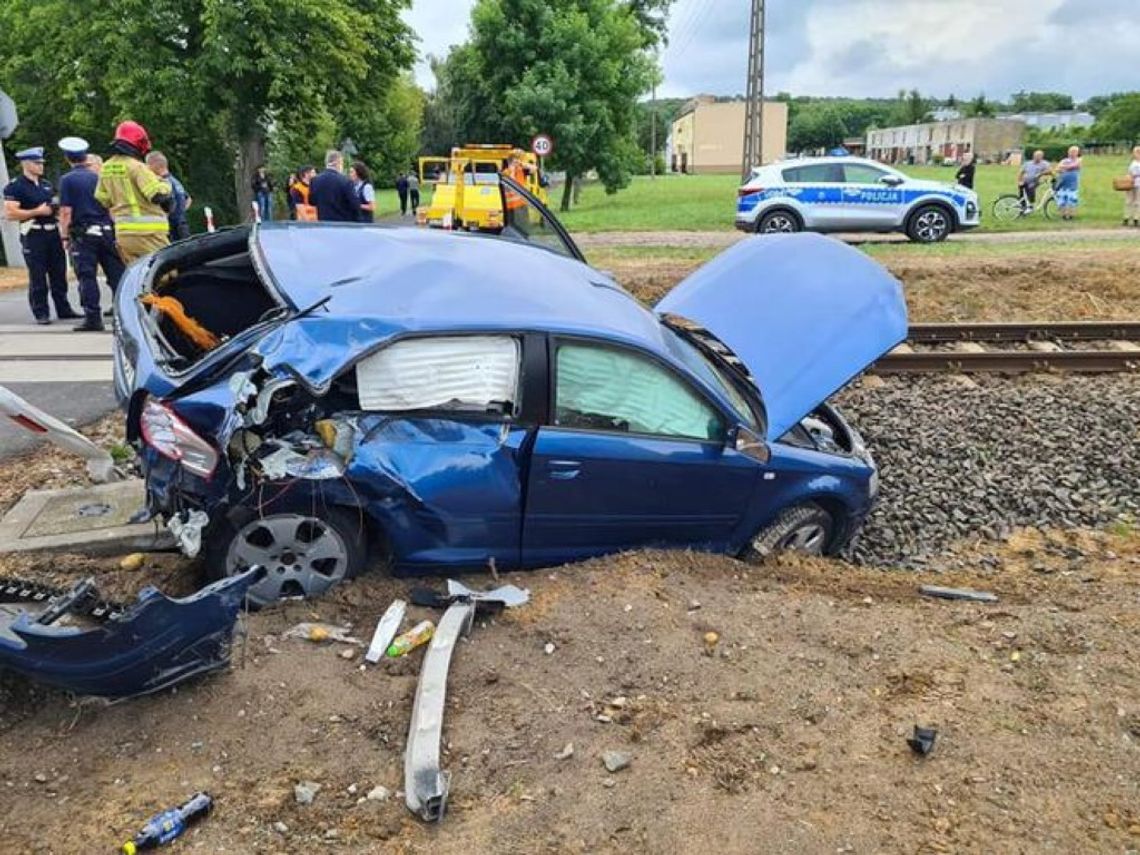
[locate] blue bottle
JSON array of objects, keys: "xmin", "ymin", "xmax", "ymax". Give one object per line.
[{"xmin": 121, "ymin": 792, "xmax": 213, "ymax": 853}]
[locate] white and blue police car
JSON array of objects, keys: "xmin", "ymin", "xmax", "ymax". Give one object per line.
[{"xmin": 735, "ymin": 156, "xmax": 980, "ymax": 243}]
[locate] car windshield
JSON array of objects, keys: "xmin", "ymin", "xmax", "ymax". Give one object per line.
[{"xmin": 662, "ymin": 328, "xmax": 758, "ymax": 430}]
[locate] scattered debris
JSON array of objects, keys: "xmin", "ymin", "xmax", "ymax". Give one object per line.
[
  {"xmin": 121, "ymin": 792, "xmax": 213, "ymax": 853},
  {"xmin": 404, "ymin": 601, "xmax": 475, "ymax": 822},
  {"xmin": 366, "ymin": 785, "xmax": 391, "ymax": 802},
  {"xmin": 601, "ymin": 751, "xmax": 632, "ymax": 773},
  {"xmin": 293, "ymin": 781, "xmax": 321, "ymax": 805},
  {"xmin": 284, "ymin": 623, "xmax": 362, "ymax": 646},
  {"xmin": 339, "ymin": 648, "xmax": 356, "ymax": 661},
  {"xmin": 272, "ymin": 821, "xmax": 288, "ymax": 835},
  {"xmin": 0, "ymin": 385, "xmax": 121, "ymax": 483},
  {"xmin": 0, "ymin": 568, "xmax": 260, "ymax": 698},
  {"xmin": 168, "ymin": 510, "xmax": 209, "ymax": 559},
  {"xmin": 907, "ymin": 725, "xmax": 938, "ymax": 757},
  {"xmin": 119, "ymin": 553, "xmax": 146, "ymax": 571},
  {"xmin": 919, "ymin": 585, "xmax": 999, "ymax": 604},
  {"xmin": 365, "ymin": 599, "xmax": 407, "ymax": 664},
  {"xmin": 544, "ymin": 642, "xmax": 556, "ymax": 655},
  {"xmin": 387, "ymin": 620, "xmax": 435, "ymax": 658},
  {"xmin": 555, "ymin": 743, "xmax": 575, "ymax": 761},
  {"xmin": 447, "ymin": 578, "xmax": 530, "ymax": 608}
]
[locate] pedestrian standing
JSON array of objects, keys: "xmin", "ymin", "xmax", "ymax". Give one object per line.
[
  {"xmin": 251, "ymin": 165, "xmax": 274, "ymax": 221},
  {"xmin": 2, "ymin": 146, "xmax": 79, "ymax": 325},
  {"xmin": 954, "ymin": 152, "xmax": 976, "ymax": 189},
  {"xmin": 290, "ymin": 166, "xmax": 317, "ymax": 221},
  {"xmin": 1124, "ymin": 145, "xmax": 1140, "ymax": 228},
  {"xmin": 349, "ymin": 161, "xmax": 375, "ymax": 222},
  {"xmin": 395, "ymin": 172, "xmax": 409, "ymax": 216},
  {"xmin": 407, "ymin": 171, "xmax": 421, "ymax": 215},
  {"xmin": 285, "ymin": 171, "xmax": 298, "ymax": 220},
  {"xmin": 145, "ymin": 151, "xmax": 192, "ymax": 241},
  {"xmin": 1054, "ymin": 145, "xmax": 1082, "ymax": 221},
  {"xmin": 308, "ymin": 151, "xmax": 361, "ymax": 223},
  {"xmin": 95, "ymin": 121, "xmax": 173, "ymax": 263},
  {"xmin": 58, "ymin": 137, "xmax": 125, "ymax": 331}
]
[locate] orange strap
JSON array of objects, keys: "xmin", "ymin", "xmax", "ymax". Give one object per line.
[{"xmin": 140, "ymin": 293, "xmax": 220, "ymax": 351}]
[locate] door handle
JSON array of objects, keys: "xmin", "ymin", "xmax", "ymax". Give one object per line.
[{"xmin": 547, "ymin": 459, "xmax": 581, "ymax": 480}]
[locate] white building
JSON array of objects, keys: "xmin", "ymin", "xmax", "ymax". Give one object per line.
[{"xmin": 996, "ymin": 110, "xmax": 1095, "ymax": 132}]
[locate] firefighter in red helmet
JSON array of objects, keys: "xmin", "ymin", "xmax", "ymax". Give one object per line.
[{"xmin": 94, "ymin": 121, "xmax": 173, "ymax": 263}]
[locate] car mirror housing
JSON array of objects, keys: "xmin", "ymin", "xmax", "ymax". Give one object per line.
[
  {"xmin": 732, "ymin": 425, "xmax": 770, "ymax": 464},
  {"xmin": 880, "ymin": 175, "xmax": 904, "ymax": 187}
]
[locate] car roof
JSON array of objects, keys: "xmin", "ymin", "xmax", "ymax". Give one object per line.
[{"xmin": 256, "ymin": 222, "xmax": 669, "ymax": 353}]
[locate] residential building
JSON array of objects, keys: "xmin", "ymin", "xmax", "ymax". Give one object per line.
[
  {"xmin": 996, "ymin": 110, "xmax": 1095, "ymax": 132},
  {"xmin": 669, "ymin": 96, "xmax": 789, "ymax": 174},
  {"xmin": 931, "ymin": 107, "xmax": 963, "ymax": 122},
  {"xmin": 865, "ymin": 117, "xmax": 1026, "ymax": 165}
]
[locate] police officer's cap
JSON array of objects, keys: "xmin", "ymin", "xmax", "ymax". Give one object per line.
[
  {"xmin": 14, "ymin": 146, "xmax": 45, "ymax": 162},
  {"xmin": 58, "ymin": 136, "xmax": 90, "ymax": 160}
]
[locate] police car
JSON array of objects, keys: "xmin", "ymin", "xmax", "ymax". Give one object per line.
[{"xmin": 735, "ymin": 156, "xmax": 980, "ymax": 243}]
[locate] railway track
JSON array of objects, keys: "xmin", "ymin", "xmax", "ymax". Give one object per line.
[{"xmin": 873, "ymin": 322, "xmax": 1140, "ymax": 375}]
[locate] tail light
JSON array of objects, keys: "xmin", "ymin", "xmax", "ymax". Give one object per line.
[
  {"xmin": 140, "ymin": 398, "xmax": 218, "ymax": 478},
  {"xmin": 738, "ymin": 186, "xmax": 762, "ymax": 197}
]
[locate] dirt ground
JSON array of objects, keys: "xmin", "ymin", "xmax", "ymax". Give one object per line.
[
  {"xmin": 609, "ymin": 246, "xmax": 1140, "ymax": 323},
  {"xmin": 1, "ymin": 414, "xmax": 1140, "ymax": 853}
]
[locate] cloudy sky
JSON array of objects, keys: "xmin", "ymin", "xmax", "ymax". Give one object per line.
[{"xmin": 405, "ymin": 0, "xmax": 1138, "ymax": 101}]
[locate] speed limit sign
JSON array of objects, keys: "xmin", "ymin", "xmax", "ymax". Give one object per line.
[{"xmin": 531, "ymin": 134, "xmax": 554, "ymax": 157}]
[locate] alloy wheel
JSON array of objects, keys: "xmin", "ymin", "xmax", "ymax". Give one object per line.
[
  {"xmin": 775, "ymin": 522, "xmax": 828, "ymax": 555},
  {"xmin": 226, "ymin": 513, "xmax": 351, "ymax": 604},
  {"xmin": 914, "ymin": 210, "xmax": 949, "ymax": 242}
]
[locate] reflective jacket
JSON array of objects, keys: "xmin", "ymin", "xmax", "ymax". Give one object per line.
[{"xmin": 95, "ymin": 155, "xmax": 172, "ymax": 235}]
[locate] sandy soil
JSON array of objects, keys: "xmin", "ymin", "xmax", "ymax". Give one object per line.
[
  {"xmin": 576, "ymin": 228, "xmax": 1139, "ymax": 248},
  {"xmin": 1, "ymin": 418, "xmax": 1139, "ymax": 853},
  {"xmin": 0, "ymin": 266, "xmax": 27, "ymax": 291},
  {"xmin": 609, "ymin": 247, "xmax": 1140, "ymax": 323}
]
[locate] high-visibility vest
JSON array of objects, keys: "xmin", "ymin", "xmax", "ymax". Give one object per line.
[{"xmin": 95, "ymin": 155, "xmax": 172, "ymax": 234}]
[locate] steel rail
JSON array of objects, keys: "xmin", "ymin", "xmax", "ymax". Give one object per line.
[
  {"xmin": 907, "ymin": 321, "xmax": 1140, "ymax": 344},
  {"xmin": 874, "ymin": 349, "xmax": 1140, "ymax": 375}
]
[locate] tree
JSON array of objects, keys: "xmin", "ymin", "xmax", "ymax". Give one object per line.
[
  {"xmin": 888, "ymin": 89, "xmax": 931, "ymax": 126},
  {"xmin": 1010, "ymin": 90, "xmax": 1075, "ymax": 112},
  {"xmin": 788, "ymin": 106, "xmax": 848, "ymax": 153},
  {"xmin": 433, "ymin": 0, "xmax": 665, "ymax": 211},
  {"xmin": 964, "ymin": 94, "xmax": 996, "ymax": 118},
  {"xmin": 1094, "ymin": 94, "xmax": 1140, "ymax": 142},
  {"xmin": 1083, "ymin": 92, "xmax": 1130, "ymax": 118},
  {"xmin": 0, "ymin": 0, "xmax": 415, "ymax": 222}
]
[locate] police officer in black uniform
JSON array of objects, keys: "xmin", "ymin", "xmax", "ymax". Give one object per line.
[
  {"xmin": 2, "ymin": 146, "xmax": 79, "ymax": 325},
  {"xmin": 58, "ymin": 137, "xmax": 125, "ymax": 331}
]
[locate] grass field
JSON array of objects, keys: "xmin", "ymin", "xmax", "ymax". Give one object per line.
[{"xmin": 556, "ymin": 155, "xmax": 1137, "ymax": 234}]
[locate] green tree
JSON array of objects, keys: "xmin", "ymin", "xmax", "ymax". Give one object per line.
[
  {"xmin": 964, "ymin": 93, "xmax": 996, "ymax": 118},
  {"xmin": 1010, "ymin": 90, "xmax": 1075, "ymax": 112},
  {"xmin": 434, "ymin": 0, "xmax": 665, "ymax": 211},
  {"xmin": 1083, "ymin": 92, "xmax": 1131, "ymax": 118},
  {"xmin": 1094, "ymin": 93, "xmax": 1140, "ymax": 142},
  {"xmin": 888, "ymin": 89, "xmax": 931, "ymax": 125},
  {"xmin": 0, "ymin": 0, "xmax": 414, "ymax": 222},
  {"xmin": 788, "ymin": 106, "xmax": 848, "ymax": 152}
]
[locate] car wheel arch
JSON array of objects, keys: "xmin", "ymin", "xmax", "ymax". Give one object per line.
[
  {"xmin": 905, "ymin": 198, "xmax": 958, "ymax": 231},
  {"xmin": 756, "ymin": 206, "xmax": 804, "ymax": 233}
]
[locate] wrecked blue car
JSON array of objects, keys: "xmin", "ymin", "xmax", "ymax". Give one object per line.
[{"xmin": 113, "ymin": 179, "xmax": 907, "ymax": 605}]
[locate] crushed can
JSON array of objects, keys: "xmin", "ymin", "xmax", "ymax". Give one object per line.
[
  {"xmin": 386, "ymin": 619, "xmax": 434, "ymax": 657},
  {"xmin": 121, "ymin": 792, "xmax": 213, "ymax": 853}
]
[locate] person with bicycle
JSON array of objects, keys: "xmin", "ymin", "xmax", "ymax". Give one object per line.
[{"xmin": 1017, "ymin": 150, "xmax": 1052, "ymax": 213}]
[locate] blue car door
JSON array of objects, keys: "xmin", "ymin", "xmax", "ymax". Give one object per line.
[{"xmin": 521, "ymin": 339, "xmax": 760, "ymax": 565}]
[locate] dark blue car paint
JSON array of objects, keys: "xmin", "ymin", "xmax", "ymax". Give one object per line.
[
  {"xmin": 0, "ymin": 569, "xmax": 259, "ymax": 699},
  {"xmin": 116, "ymin": 222, "xmax": 902, "ymax": 574}
]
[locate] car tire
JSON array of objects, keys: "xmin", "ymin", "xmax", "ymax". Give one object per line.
[
  {"xmin": 743, "ymin": 502, "xmax": 835, "ymax": 562},
  {"xmin": 757, "ymin": 210, "xmax": 801, "ymax": 234},
  {"xmin": 202, "ymin": 492, "xmax": 370, "ymax": 607},
  {"xmin": 906, "ymin": 205, "xmax": 952, "ymax": 243}
]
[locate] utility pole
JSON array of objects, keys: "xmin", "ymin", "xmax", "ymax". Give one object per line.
[
  {"xmin": 650, "ymin": 76, "xmax": 657, "ymax": 180},
  {"xmin": 0, "ymin": 89, "xmax": 24, "ymax": 268},
  {"xmin": 741, "ymin": 0, "xmax": 766, "ymax": 178}
]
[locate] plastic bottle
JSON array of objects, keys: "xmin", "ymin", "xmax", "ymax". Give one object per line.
[
  {"xmin": 386, "ymin": 620, "xmax": 434, "ymax": 657},
  {"xmin": 121, "ymin": 792, "xmax": 213, "ymax": 853}
]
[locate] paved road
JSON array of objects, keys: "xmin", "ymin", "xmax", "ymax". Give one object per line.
[
  {"xmin": 575, "ymin": 226, "xmax": 1140, "ymax": 249},
  {"xmin": 0, "ymin": 281, "xmax": 116, "ymax": 458}
]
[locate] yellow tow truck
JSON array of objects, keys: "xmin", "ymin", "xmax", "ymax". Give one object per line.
[{"xmin": 417, "ymin": 145, "xmax": 549, "ymax": 232}]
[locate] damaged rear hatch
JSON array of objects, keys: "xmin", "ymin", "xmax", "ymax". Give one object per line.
[{"xmin": 655, "ymin": 233, "xmax": 908, "ymax": 440}]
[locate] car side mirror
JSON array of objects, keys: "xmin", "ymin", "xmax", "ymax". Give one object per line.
[
  {"xmin": 731, "ymin": 425, "xmax": 770, "ymax": 464},
  {"xmin": 879, "ymin": 175, "xmax": 904, "ymax": 187}
]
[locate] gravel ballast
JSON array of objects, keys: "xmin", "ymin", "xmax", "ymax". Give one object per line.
[{"xmin": 836, "ymin": 374, "xmax": 1140, "ymax": 568}]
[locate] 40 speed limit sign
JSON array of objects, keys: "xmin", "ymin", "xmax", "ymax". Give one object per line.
[{"xmin": 531, "ymin": 134, "xmax": 554, "ymax": 157}]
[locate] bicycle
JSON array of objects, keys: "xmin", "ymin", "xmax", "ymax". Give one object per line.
[{"xmin": 992, "ymin": 176, "xmax": 1057, "ymax": 222}]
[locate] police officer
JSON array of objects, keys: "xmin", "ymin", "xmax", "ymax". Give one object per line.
[
  {"xmin": 58, "ymin": 137, "xmax": 125, "ymax": 332},
  {"xmin": 2, "ymin": 146, "xmax": 80, "ymax": 325}
]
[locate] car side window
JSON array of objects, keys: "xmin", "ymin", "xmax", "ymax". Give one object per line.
[
  {"xmin": 554, "ymin": 343, "xmax": 724, "ymax": 441},
  {"xmin": 843, "ymin": 164, "xmax": 889, "ymax": 184},
  {"xmin": 355, "ymin": 335, "xmax": 521, "ymax": 415},
  {"xmin": 783, "ymin": 163, "xmax": 844, "ymax": 183}
]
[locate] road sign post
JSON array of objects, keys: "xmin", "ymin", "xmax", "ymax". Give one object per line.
[{"xmin": 0, "ymin": 89, "xmax": 25, "ymax": 269}]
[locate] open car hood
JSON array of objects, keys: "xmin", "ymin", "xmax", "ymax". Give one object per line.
[{"xmin": 656, "ymin": 234, "xmax": 907, "ymax": 440}]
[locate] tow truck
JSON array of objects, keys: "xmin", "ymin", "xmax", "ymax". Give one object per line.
[{"xmin": 417, "ymin": 145, "xmax": 549, "ymax": 232}]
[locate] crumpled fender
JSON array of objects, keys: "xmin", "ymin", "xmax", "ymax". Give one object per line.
[{"xmin": 0, "ymin": 568, "xmax": 260, "ymax": 699}]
